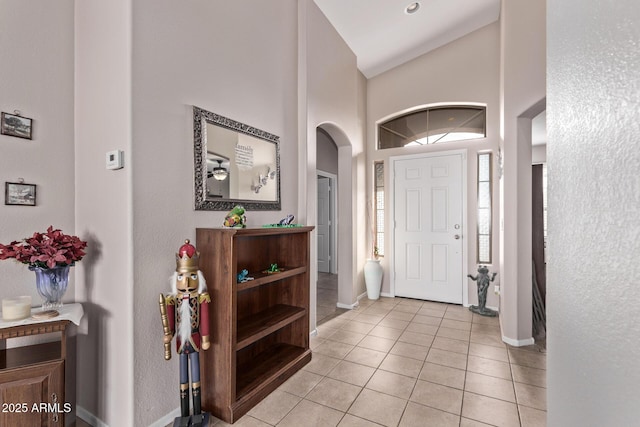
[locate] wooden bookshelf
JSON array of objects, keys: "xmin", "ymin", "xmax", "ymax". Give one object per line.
[{"xmin": 197, "ymin": 226, "xmax": 313, "ymax": 423}]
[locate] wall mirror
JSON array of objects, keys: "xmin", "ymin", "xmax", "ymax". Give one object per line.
[{"xmin": 193, "ymin": 106, "xmax": 281, "ymax": 210}]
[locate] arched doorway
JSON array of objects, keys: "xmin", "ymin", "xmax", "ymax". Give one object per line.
[
  {"xmin": 501, "ymin": 97, "xmax": 546, "ymax": 346},
  {"xmin": 309, "ymin": 123, "xmax": 355, "ymax": 331},
  {"xmin": 316, "ymin": 128, "xmax": 340, "ymax": 324}
]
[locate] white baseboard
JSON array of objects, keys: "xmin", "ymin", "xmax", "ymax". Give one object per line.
[
  {"xmin": 148, "ymin": 407, "xmax": 181, "ymax": 427},
  {"xmin": 502, "ymin": 335, "xmax": 535, "ymax": 347},
  {"xmin": 380, "ymin": 292, "xmax": 394, "ymax": 298},
  {"xmin": 77, "ymin": 404, "xmax": 184, "ymax": 427},
  {"xmin": 76, "ymin": 406, "xmax": 108, "ymax": 427},
  {"xmin": 337, "ymin": 300, "xmax": 359, "ymax": 309}
]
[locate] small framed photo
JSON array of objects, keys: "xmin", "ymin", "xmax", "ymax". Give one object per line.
[
  {"xmin": 1, "ymin": 112, "xmax": 33, "ymax": 140},
  {"xmin": 5, "ymin": 182, "xmax": 37, "ymax": 206}
]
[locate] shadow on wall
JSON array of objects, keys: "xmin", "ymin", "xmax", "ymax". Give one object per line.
[{"xmin": 76, "ymin": 233, "xmax": 111, "ymax": 421}]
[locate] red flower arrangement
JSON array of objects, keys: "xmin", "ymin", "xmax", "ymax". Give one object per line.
[{"xmin": 0, "ymin": 226, "xmax": 87, "ymax": 269}]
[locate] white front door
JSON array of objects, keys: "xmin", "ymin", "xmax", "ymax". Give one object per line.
[
  {"xmin": 394, "ymin": 152, "xmax": 465, "ymax": 303},
  {"xmin": 317, "ymin": 176, "xmax": 331, "ymax": 273}
]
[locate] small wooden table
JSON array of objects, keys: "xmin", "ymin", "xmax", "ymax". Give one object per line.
[{"xmin": 0, "ymin": 304, "xmax": 82, "ymax": 427}]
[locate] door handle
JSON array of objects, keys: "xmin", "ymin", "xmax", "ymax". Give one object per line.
[{"xmin": 454, "ymin": 234, "xmax": 461, "ymax": 240}]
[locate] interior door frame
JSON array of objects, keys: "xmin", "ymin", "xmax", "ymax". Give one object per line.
[
  {"xmin": 389, "ymin": 149, "xmax": 469, "ymax": 306},
  {"xmin": 317, "ymin": 170, "xmax": 338, "ymax": 274}
]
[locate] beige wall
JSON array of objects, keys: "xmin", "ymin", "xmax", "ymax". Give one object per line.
[
  {"xmin": 499, "ymin": 0, "xmax": 546, "ymax": 345},
  {"xmin": 1, "ymin": 0, "xmax": 562, "ymax": 424},
  {"xmin": 75, "ymin": 0, "xmax": 135, "ymax": 425},
  {"xmin": 316, "ymin": 129, "xmax": 339, "ymax": 175},
  {"xmin": 0, "ymin": 0, "xmax": 76, "ymax": 306},
  {"xmin": 0, "ymin": 0, "xmax": 80, "ymax": 420},
  {"xmin": 1, "ymin": 1, "xmax": 365, "ymax": 424},
  {"xmin": 130, "ymin": 1, "xmax": 299, "ymax": 425},
  {"xmin": 302, "ymin": 0, "xmax": 367, "ymax": 313},
  {"xmin": 367, "ymin": 23, "xmax": 501, "ymax": 309},
  {"xmin": 547, "ymin": 0, "xmax": 640, "ymax": 423}
]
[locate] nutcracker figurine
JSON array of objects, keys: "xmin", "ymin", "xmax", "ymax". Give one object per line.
[{"xmin": 159, "ymin": 239, "xmax": 211, "ymax": 427}]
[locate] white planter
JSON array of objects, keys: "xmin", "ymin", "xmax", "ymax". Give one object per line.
[{"xmin": 364, "ymin": 259, "xmax": 383, "ymax": 300}]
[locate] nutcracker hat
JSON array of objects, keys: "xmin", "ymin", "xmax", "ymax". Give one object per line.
[{"xmin": 176, "ymin": 239, "xmax": 200, "ymax": 273}]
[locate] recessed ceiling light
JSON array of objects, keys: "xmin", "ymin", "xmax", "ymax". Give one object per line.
[{"xmin": 405, "ymin": 2, "xmax": 420, "ymax": 14}]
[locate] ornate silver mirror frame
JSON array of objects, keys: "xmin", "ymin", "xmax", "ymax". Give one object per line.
[{"xmin": 193, "ymin": 106, "xmax": 281, "ymax": 211}]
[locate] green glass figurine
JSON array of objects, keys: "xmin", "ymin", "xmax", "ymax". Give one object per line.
[{"xmin": 223, "ymin": 205, "xmax": 246, "ymax": 228}]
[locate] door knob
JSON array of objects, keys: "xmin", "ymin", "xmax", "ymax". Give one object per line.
[{"xmin": 454, "ymin": 234, "xmax": 460, "ymax": 239}]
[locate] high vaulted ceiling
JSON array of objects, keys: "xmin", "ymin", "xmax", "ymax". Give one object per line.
[{"xmin": 314, "ymin": 0, "xmax": 501, "ymax": 78}]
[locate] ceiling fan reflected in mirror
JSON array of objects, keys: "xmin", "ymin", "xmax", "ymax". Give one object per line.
[{"xmin": 211, "ymin": 159, "xmax": 228, "ymax": 181}]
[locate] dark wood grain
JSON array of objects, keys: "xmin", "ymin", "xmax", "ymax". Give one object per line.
[
  {"xmin": 0, "ymin": 342, "xmax": 61, "ymax": 371},
  {"xmin": 236, "ymin": 266, "xmax": 307, "ymax": 292},
  {"xmin": 236, "ymin": 343, "xmax": 310, "ymax": 398},
  {"xmin": 0, "ymin": 320, "xmax": 69, "ymax": 340},
  {"xmin": 0, "ymin": 361, "xmax": 64, "ymax": 427},
  {"xmin": 236, "ymin": 305, "xmax": 306, "ymax": 350},
  {"xmin": 0, "ymin": 320, "xmax": 67, "ymax": 427}
]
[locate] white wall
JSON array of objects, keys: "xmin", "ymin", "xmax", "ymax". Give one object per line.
[
  {"xmin": 131, "ymin": 1, "xmax": 299, "ymax": 424},
  {"xmin": 74, "ymin": 0, "xmax": 135, "ymax": 425},
  {"xmin": 499, "ymin": 0, "xmax": 546, "ymax": 345},
  {"xmin": 367, "ymin": 23, "xmax": 501, "ymax": 309},
  {"xmin": 547, "ymin": 0, "xmax": 640, "ymax": 424},
  {"xmin": 531, "ymin": 144, "xmax": 546, "ymax": 164},
  {"xmin": 0, "ymin": 0, "xmax": 75, "ymax": 306}
]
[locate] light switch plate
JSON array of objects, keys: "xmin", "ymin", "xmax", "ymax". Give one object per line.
[{"xmin": 106, "ymin": 150, "xmax": 124, "ymax": 170}]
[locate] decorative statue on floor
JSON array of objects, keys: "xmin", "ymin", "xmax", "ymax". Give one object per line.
[
  {"xmin": 159, "ymin": 239, "xmax": 211, "ymax": 427},
  {"xmin": 467, "ymin": 265, "xmax": 498, "ymax": 317}
]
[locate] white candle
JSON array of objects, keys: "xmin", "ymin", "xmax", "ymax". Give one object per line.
[{"xmin": 2, "ymin": 296, "xmax": 32, "ymax": 321}]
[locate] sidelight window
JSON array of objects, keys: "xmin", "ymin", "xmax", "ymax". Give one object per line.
[
  {"xmin": 477, "ymin": 153, "xmax": 492, "ymax": 263},
  {"xmin": 374, "ymin": 162, "xmax": 385, "ymax": 257}
]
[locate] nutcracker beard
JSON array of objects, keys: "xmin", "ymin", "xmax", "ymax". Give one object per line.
[
  {"xmin": 178, "ymin": 297, "xmax": 192, "ymax": 346},
  {"xmin": 169, "ymin": 270, "xmax": 207, "ymax": 350}
]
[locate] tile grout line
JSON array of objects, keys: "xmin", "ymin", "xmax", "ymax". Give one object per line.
[
  {"xmin": 345, "ymin": 303, "xmax": 410, "ymax": 426},
  {"xmin": 300, "ymin": 298, "xmax": 537, "ymax": 426},
  {"xmin": 506, "ymin": 345, "xmax": 525, "ymax": 427}
]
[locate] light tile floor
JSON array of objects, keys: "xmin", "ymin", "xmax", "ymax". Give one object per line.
[
  {"xmin": 317, "ymin": 273, "xmax": 347, "ymax": 324},
  {"xmin": 212, "ymin": 296, "xmax": 547, "ymax": 427},
  {"xmin": 147, "ymin": 273, "xmax": 545, "ymax": 427}
]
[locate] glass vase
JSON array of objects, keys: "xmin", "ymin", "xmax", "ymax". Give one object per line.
[{"xmin": 29, "ymin": 265, "xmax": 71, "ymax": 310}]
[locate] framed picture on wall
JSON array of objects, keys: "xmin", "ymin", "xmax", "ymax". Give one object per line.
[
  {"xmin": 5, "ymin": 182, "xmax": 37, "ymax": 206},
  {"xmin": 1, "ymin": 112, "xmax": 33, "ymax": 140}
]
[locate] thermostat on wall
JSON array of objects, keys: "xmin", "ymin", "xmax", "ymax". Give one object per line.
[{"xmin": 106, "ymin": 150, "xmax": 124, "ymax": 170}]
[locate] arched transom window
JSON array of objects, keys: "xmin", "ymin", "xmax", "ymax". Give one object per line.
[{"xmin": 378, "ymin": 105, "xmax": 486, "ymax": 149}]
